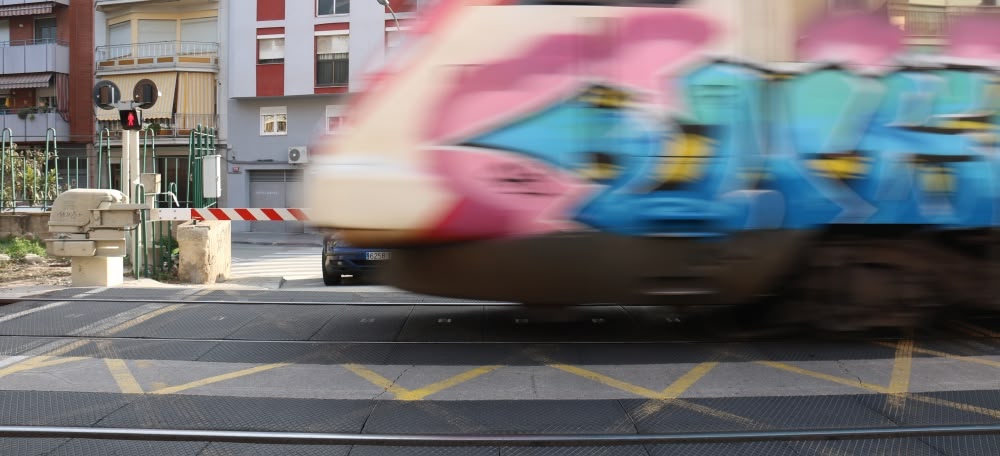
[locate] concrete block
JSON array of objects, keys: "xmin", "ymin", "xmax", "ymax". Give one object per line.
[
  {"xmin": 71, "ymin": 256, "xmax": 124, "ymax": 287},
  {"xmin": 0, "ymin": 213, "xmax": 51, "ymax": 240},
  {"xmin": 0, "ymin": 214, "xmax": 28, "ymax": 237},
  {"xmin": 27, "ymin": 213, "xmax": 51, "ymax": 241},
  {"xmin": 177, "ymin": 220, "xmax": 232, "ymax": 284}
]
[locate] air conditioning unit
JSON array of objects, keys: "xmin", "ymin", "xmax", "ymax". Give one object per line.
[{"xmin": 288, "ymin": 146, "xmax": 309, "ymax": 164}]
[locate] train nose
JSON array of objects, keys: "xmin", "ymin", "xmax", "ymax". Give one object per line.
[{"xmin": 304, "ymin": 153, "xmax": 459, "ymax": 246}]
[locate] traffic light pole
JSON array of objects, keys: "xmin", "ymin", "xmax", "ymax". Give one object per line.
[
  {"xmin": 111, "ymin": 101, "xmax": 142, "ymax": 203},
  {"xmin": 121, "ymin": 129, "xmax": 141, "ymax": 203}
]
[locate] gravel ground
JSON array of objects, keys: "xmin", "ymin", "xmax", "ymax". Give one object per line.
[{"xmin": 0, "ymin": 258, "xmax": 71, "ymax": 288}]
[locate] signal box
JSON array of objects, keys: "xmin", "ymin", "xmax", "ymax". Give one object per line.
[{"xmin": 120, "ymin": 109, "xmax": 142, "ymax": 130}]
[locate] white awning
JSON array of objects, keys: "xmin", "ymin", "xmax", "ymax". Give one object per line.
[{"xmin": 96, "ymin": 72, "xmax": 177, "ymax": 121}]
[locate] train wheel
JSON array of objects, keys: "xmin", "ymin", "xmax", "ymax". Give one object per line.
[{"xmin": 787, "ymin": 239, "xmax": 946, "ymax": 332}]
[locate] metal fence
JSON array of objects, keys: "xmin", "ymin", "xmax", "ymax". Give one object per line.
[
  {"xmin": 188, "ymin": 124, "xmax": 218, "ymax": 209},
  {"xmin": 887, "ymin": 4, "xmax": 1000, "ymax": 38},
  {"xmin": 0, "ymin": 127, "xmax": 60, "ymax": 211},
  {"xmin": 95, "ymin": 41, "xmax": 219, "ymax": 71},
  {"xmin": 3, "ymin": 122, "xmax": 218, "ymax": 281},
  {"xmin": 98, "ymin": 113, "xmax": 218, "ymax": 138}
]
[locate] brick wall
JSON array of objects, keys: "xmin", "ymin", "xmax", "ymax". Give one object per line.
[{"xmin": 67, "ymin": 1, "xmax": 94, "ymax": 141}]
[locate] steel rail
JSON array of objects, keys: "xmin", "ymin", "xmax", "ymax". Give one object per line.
[
  {"xmin": 0, "ymin": 333, "xmax": 794, "ymax": 345},
  {"xmin": 0, "ymin": 297, "xmax": 516, "ymax": 306},
  {"xmin": 0, "ymin": 424, "xmax": 998, "ymax": 446},
  {"xmin": 0, "ymin": 330, "xmax": 993, "ymax": 346}
]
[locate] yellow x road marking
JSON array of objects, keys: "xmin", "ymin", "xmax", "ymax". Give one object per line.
[
  {"xmin": 759, "ymin": 339, "xmax": 1000, "ymax": 419},
  {"xmin": 549, "ymin": 362, "xmax": 718, "ymax": 400},
  {"xmin": 343, "ymin": 364, "xmax": 504, "ymax": 401}
]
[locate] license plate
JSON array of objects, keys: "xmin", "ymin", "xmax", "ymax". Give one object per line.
[{"xmin": 366, "ymin": 251, "xmax": 391, "ymax": 261}]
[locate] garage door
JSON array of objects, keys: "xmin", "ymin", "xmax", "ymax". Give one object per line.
[{"xmin": 249, "ymin": 170, "xmax": 304, "ymax": 233}]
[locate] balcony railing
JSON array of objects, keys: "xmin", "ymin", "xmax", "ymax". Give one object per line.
[
  {"xmin": 0, "ymin": 39, "xmax": 69, "ymax": 74},
  {"xmin": 97, "ymin": 113, "xmax": 217, "ymax": 139},
  {"xmin": 0, "ymin": 111, "xmax": 69, "ymax": 143},
  {"xmin": 888, "ymin": 3, "xmax": 1000, "ymax": 38},
  {"xmin": 96, "ymin": 41, "xmax": 219, "ymax": 72}
]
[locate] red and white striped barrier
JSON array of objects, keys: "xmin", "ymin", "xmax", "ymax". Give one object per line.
[{"xmin": 156, "ymin": 208, "xmax": 309, "ymax": 221}]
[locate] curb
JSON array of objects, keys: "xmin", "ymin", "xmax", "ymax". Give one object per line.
[{"xmin": 231, "ymin": 241, "xmax": 323, "ymax": 247}]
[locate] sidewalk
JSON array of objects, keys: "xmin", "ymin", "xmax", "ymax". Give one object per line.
[{"xmin": 230, "ymin": 231, "xmax": 324, "ymax": 247}]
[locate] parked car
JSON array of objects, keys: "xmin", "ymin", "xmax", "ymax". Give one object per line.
[{"xmin": 322, "ymin": 235, "xmax": 393, "ymax": 286}]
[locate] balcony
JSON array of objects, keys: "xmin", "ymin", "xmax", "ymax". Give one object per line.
[
  {"xmin": 0, "ymin": 0, "xmax": 69, "ymax": 8},
  {"xmin": 0, "ymin": 39, "xmax": 69, "ymax": 75},
  {"xmin": 888, "ymin": 3, "xmax": 1000, "ymax": 38},
  {"xmin": 96, "ymin": 41, "xmax": 219, "ymax": 74},
  {"xmin": 95, "ymin": 0, "xmax": 213, "ymax": 12},
  {"xmin": 97, "ymin": 113, "xmax": 217, "ymax": 142},
  {"xmin": 0, "ymin": 109, "xmax": 69, "ymax": 143}
]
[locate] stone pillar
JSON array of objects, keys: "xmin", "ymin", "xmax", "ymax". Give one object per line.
[
  {"xmin": 71, "ymin": 256, "xmax": 124, "ymax": 287},
  {"xmin": 177, "ymin": 220, "xmax": 232, "ymax": 284}
]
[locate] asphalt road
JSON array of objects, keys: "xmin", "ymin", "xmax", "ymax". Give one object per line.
[{"xmin": 0, "ymin": 284, "xmax": 997, "ymax": 455}]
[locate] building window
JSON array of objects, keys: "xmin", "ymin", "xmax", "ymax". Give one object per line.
[
  {"xmin": 0, "ymin": 92, "xmax": 12, "ymax": 111},
  {"xmin": 258, "ymin": 37, "xmax": 285, "ymax": 64},
  {"xmin": 316, "ymin": 35, "xmax": 348, "ymax": 86},
  {"xmin": 108, "ymin": 21, "xmax": 130, "ymax": 46},
  {"xmin": 318, "ymin": 0, "xmax": 350, "ymax": 16},
  {"xmin": 181, "ymin": 17, "xmax": 218, "ymax": 42},
  {"xmin": 35, "ymin": 17, "xmax": 56, "ymax": 42},
  {"xmin": 38, "ymin": 96, "xmax": 57, "ymax": 110},
  {"xmin": 325, "ymin": 105, "xmax": 344, "ymax": 133},
  {"xmin": 134, "ymin": 79, "xmax": 159, "ymax": 108},
  {"xmin": 386, "ymin": 30, "xmax": 401, "ymax": 51},
  {"xmin": 260, "ymin": 107, "xmax": 287, "ymax": 136}
]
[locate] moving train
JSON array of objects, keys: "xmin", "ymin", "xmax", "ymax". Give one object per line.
[{"xmin": 305, "ymin": 0, "xmax": 1000, "ymax": 329}]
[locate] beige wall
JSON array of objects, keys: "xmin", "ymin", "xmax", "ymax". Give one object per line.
[
  {"xmin": 688, "ymin": 0, "xmax": 830, "ymax": 62},
  {"xmin": 0, "ymin": 214, "xmax": 51, "ymax": 241}
]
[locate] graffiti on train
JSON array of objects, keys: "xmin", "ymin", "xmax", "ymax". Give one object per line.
[{"xmin": 422, "ymin": 11, "xmax": 1000, "ymax": 237}]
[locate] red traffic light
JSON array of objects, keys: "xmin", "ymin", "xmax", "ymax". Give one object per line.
[{"xmin": 119, "ymin": 109, "xmax": 142, "ymax": 130}]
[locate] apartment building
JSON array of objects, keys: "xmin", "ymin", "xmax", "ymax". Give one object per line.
[
  {"xmin": 0, "ymin": 0, "xmax": 93, "ymax": 171},
  {"xmin": 226, "ymin": 0, "xmax": 419, "ymax": 232},
  {"xmin": 885, "ymin": 0, "xmax": 1000, "ymax": 52},
  {"xmin": 93, "ymin": 0, "xmax": 223, "ymax": 203}
]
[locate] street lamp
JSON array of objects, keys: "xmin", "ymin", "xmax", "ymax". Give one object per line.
[{"xmin": 376, "ymin": 0, "xmax": 402, "ymax": 32}]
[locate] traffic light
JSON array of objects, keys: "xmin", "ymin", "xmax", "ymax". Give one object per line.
[{"xmin": 119, "ymin": 109, "xmax": 142, "ymax": 130}]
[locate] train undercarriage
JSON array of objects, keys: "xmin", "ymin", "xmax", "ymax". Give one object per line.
[{"xmin": 368, "ymin": 227, "xmax": 999, "ymax": 331}]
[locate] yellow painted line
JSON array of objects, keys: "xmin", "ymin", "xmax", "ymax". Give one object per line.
[
  {"xmin": 756, "ymin": 361, "xmax": 890, "ymax": 394},
  {"xmin": 661, "ymin": 362, "xmax": 718, "ymax": 398},
  {"xmin": 0, "ymin": 304, "xmax": 184, "ymax": 381},
  {"xmin": 550, "ymin": 362, "xmax": 719, "ymax": 400},
  {"xmin": 39, "ymin": 340, "xmax": 91, "ymax": 358},
  {"xmin": 887, "ymin": 340, "xmax": 914, "ymax": 408},
  {"xmin": 551, "ymin": 362, "xmax": 758, "ymax": 427},
  {"xmin": 101, "ymin": 304, "xmax": 184, "ymax": 336},
  {"xmin": 760, "ymin": 357, "xmax": 1000, "ymax": 420},
  {"xmin": 0, "ymin": 355, "xmax": 89, "ymax": 379},
  {"xmin": 551, "ymin": 364, "xmax": 665, "ymax": 399},
  {"xmin": 396, "ymin": 365, "xmax": 503, "ymax": 401},
  {"xmin": 907, "ymin": 393, "xmax": 1000, "ymax": 419},
  {"xmin": 343, "ymin": 364, "xmax": 504, "ymax": 401},
  {"xmin": 530, "ymin": 348, "xmax": 757, "ymax": 427},
  {"xmin": 873, "ymin": 342, "xmax": 1000, "ymax": 368},
  {"xmin": 342, "ymin": 364, "xmax": 410, "ymax": 397},
  {"xmin": 104, "ymin": 358, "xmax": 143, "ymax": 394},
  {"xmin": 631, "ymin": 398, "xmax": 761, "ymax": 428},
  {"xmin": 152, "ymin": 363, "xmax": 290, "ymax": 395}
]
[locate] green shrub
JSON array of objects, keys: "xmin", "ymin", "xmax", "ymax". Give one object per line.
[{"xmin": 0, "ymin": 237, "xmax": 47, "ymax": 260}]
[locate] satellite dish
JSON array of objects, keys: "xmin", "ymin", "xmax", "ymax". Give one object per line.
[
  {"xmin": 93, "ymin": 80, "xmax": 120, "ymax": 110},
  {"xmin": 133, "ymin": 79, "xmax": 159, "ymax": 109}
]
